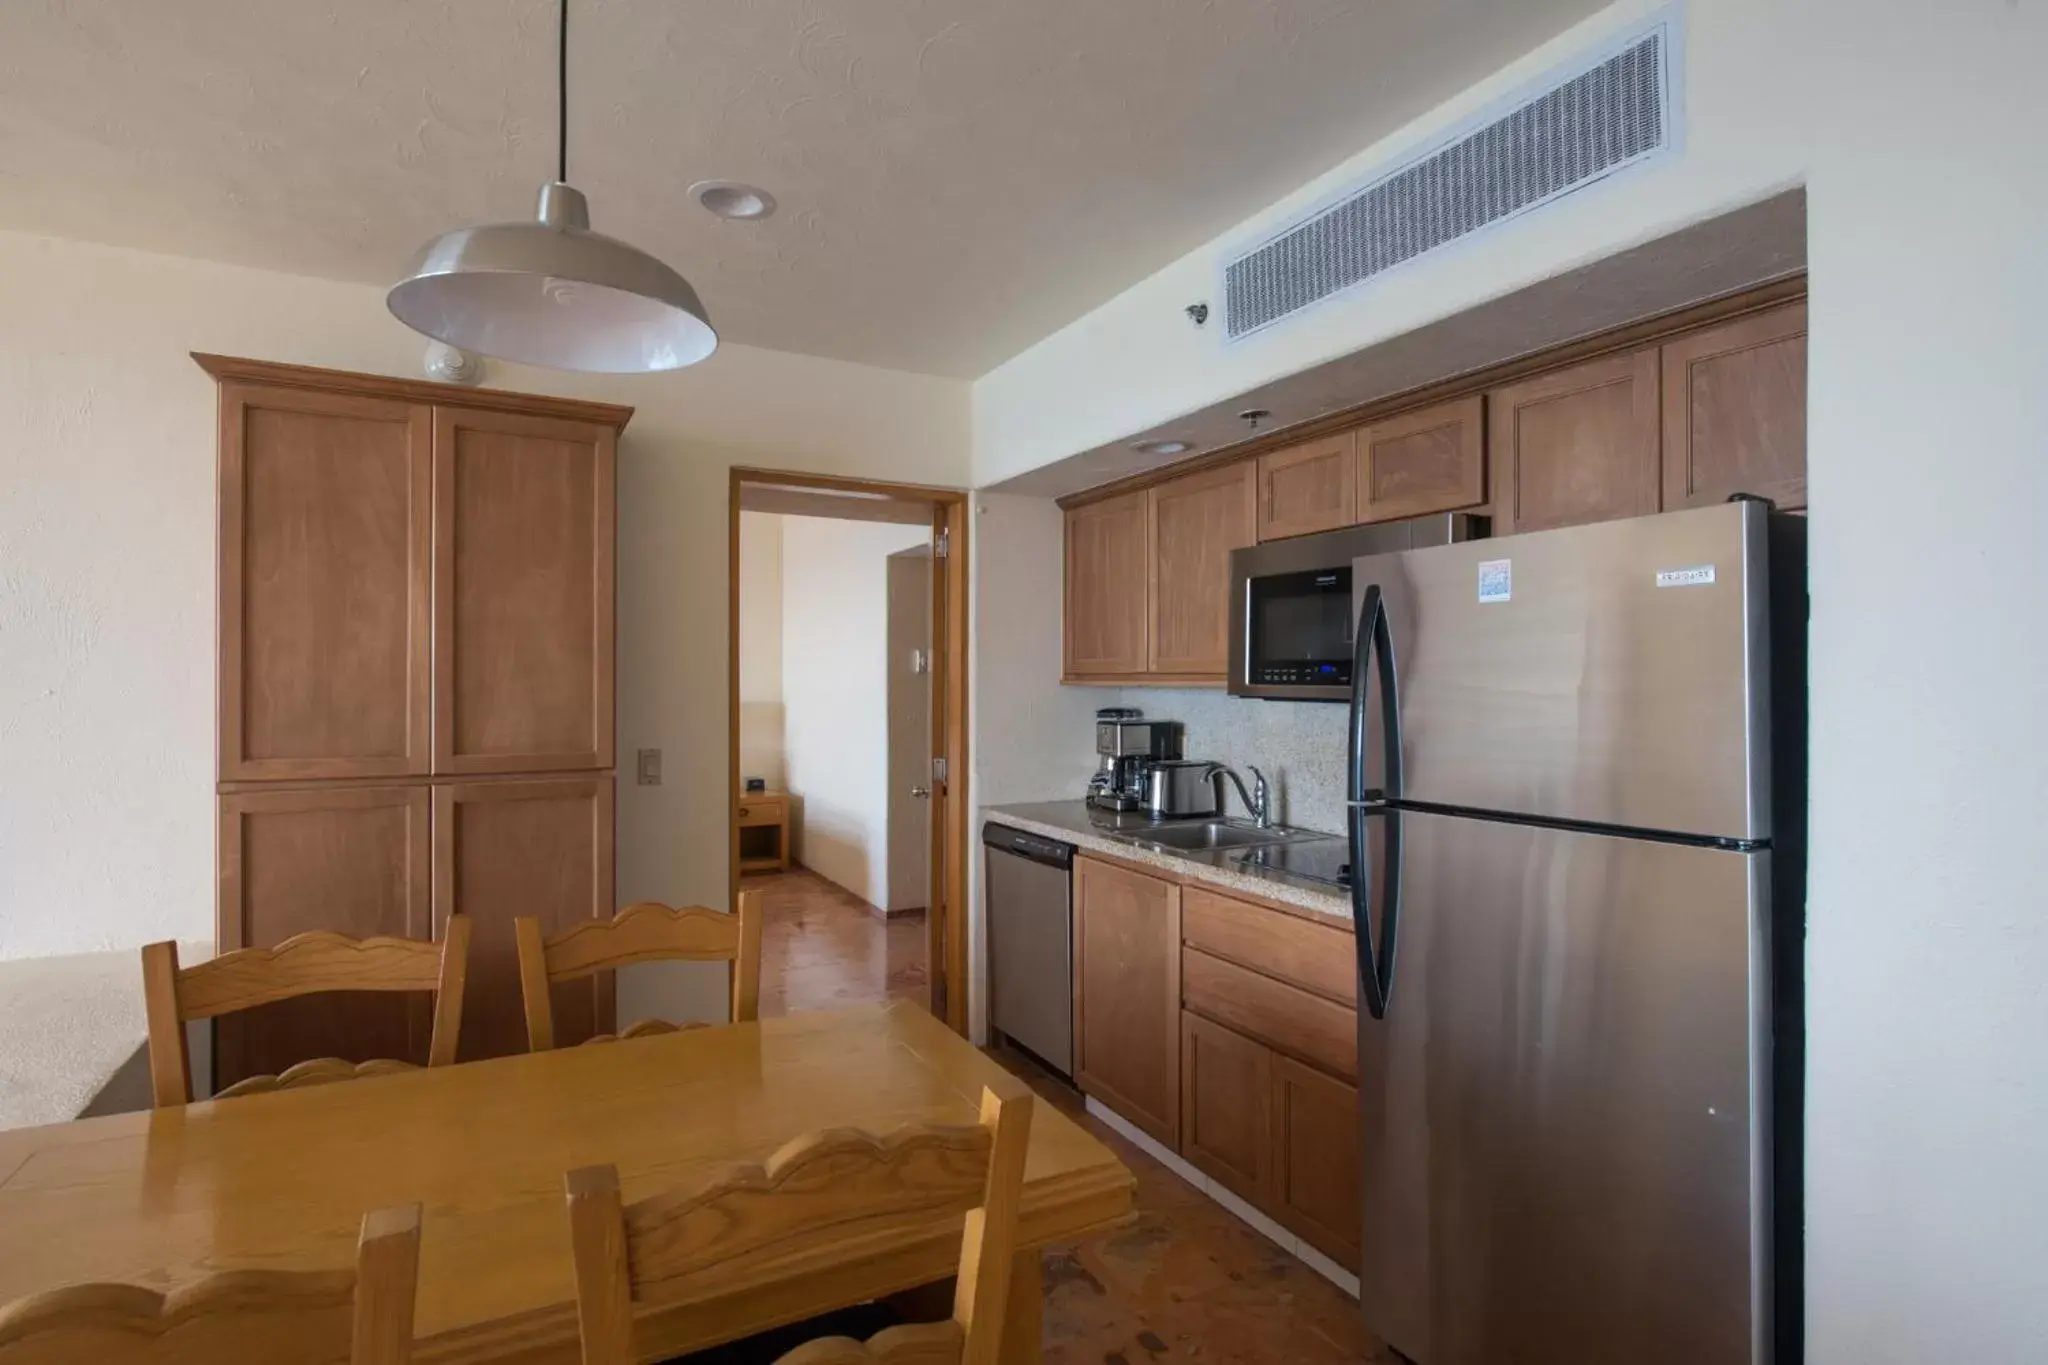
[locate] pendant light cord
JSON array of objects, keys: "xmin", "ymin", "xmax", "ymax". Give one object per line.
[{"xmin": 557, "ymin": 0, "xmax": 569, "ymax": 184}]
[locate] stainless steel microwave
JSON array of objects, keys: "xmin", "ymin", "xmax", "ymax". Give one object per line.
[{"xmin": 1228, "ymin": 513, "xmax": 1485, "ymax": 700}]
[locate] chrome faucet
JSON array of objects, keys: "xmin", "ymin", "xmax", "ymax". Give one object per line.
[{"xmin": 1212, "ymin": 764, "xmax": 1272, "ymax": 828}]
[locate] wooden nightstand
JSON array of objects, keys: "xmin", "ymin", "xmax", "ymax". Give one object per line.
[{"xmin": 737, "ymin": 790, "xmax": 790, "ymax": 875}]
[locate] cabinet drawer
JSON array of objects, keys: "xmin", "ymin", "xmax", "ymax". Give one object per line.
[
  {"xmin": 1183, "ymin": 946, "xmax": 1356, "ymax": 1082},
  {"xmin": 1182, "ymin": 887, "xmax": 1355, "ymax": 1006},
  {"xmin": 736, "ymin": 798, "xmax": 784, "ymax": 828}
]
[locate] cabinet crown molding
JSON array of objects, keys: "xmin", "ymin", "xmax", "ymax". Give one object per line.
[{"xmin": 193, "ymin": 353, "xmax": 635, "ymax": 430}]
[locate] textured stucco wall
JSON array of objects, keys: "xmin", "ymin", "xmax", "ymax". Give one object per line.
[{"xmin": 0, "ymin": 228, "xmax": 969, "ymax": 968}]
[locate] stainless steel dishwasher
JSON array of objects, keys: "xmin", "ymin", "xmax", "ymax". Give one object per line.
[{"xmin": 982, "ymin": 823, "xmax": 1074, "ymax": 1077}]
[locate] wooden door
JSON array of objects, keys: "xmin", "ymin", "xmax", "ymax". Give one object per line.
[
  {"xmin": 1147, "ymin": 462, "xmax": 1257, "ymax": 677},
  {"xmin": 434, "ymin": 408, "xmax": 616, "ymax": 775},
  {"xmin": 1357, "ymin": 395, "xmax": 1486, "ymax": 524},
  {"xmin": 434, "ymin": 776, "xmax": 615, "ymax": 1058},
  {"xmin": 1270, "ymin": 1053, "xmax": 1363, "ymax": 1269},
  {"xmin": 1063, "ymin": 492, "xmax": 1149, "ymax": 679},
  {"xmin": 1489, "ymin": 349, "xmax": 1662, "ymax": 534},
  {"xmin": 1073, "ymin": 857, "xmax": 1180, "ymax": 1144},
  {"xmin": 218, "ymin": 384, "xmax": 431, "ymax": 781},
  {"xmin": 1181, "ymin": 1011, "xmax": 1273, "ymax": 1200},
  {"xmin": 1256, "ymin": 433, "xmax": 1355, "ymax": 541},
  {"xmin": 884, "ymin": 548, "xmax": 933, "ymax": 914},
  {"xmin": 215, "ymin": 786, "xmax": 433, "ymax": 1090},
  {"xmin": 1662, "ymin": 303, "xmax": 1808, "ymax": 511}
]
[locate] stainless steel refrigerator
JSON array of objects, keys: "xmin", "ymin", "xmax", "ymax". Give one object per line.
[{"xmin": 1346, "ymin": 500, "xmax": 1805, "ymax": 1365}]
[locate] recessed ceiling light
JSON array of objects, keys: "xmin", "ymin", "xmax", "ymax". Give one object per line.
[
  {"xmin": 1132, "ymin": 439, "xmax": 1193, "ymax": 457},
  {"xmin": 691, "ymin": 180, "xmax": 777, "ymax": 221}
]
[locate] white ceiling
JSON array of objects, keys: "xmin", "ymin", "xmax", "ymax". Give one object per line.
[{"xmin": 0, "ymin": 0, "xmax": 1605, "ymax": 377}]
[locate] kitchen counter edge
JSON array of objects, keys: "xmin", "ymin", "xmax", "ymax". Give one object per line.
[{"xmin": 982, "ymin": 801, "xmax": 1354, "ymax": 929}]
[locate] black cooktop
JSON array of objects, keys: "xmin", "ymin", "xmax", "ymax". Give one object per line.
[{"xmin": 1232, "ymin": 837, "xmax": 1352, "ymax": 888}]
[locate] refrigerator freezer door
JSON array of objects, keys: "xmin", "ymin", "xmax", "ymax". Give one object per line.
[
  {"xmin": 1356, "ymin": 809, "xmax": 1772, "ymax": 1365},
  {"xmin": 1354, "ymin": 501, "xmax": 1772, "ymax": 841}
]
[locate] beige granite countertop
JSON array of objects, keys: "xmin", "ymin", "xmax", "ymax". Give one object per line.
[{"xmin": 984, "ymin": 800, "xmax": 1353, "ymax": 924}]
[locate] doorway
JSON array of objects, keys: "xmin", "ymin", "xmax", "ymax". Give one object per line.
[{"xmin": 728, "ymin": 471, "xmax": 970, "ymax": 1034}]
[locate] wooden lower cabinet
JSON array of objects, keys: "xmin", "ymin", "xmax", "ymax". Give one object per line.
[
  {"xmin": 1072, "ymin": 857, "xmax": 1181, "ymax": 1145},
  {"xmin": 215, "ymin": 786, "xmax": 435, "ymax": 1090},
  {"xmin": 1181, "ymin": 1010, "xmax": 1273, "ymax": 1195},
  {"xmin": 435, "ymin": 776, "xmax": 616, "ymax": 1060},
  {"xmin": 1269, "ymin": 1052, "xmax": 1363, "ymax": 1267}
]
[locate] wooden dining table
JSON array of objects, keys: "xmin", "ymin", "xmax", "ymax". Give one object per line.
[{"xmin": 0, "ymin": 1001, "xmax": 1133, "ymax": 1363}]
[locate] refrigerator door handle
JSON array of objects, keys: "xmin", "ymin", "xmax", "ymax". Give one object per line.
[{"xmin": 1349, "ymin": 584, "xmax": 1403, "ymax": 1020}]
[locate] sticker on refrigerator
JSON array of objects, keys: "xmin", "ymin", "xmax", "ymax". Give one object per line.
[
  {"xmin": 1655, "ymin": 565, "xmax": 1717, "ymax": 588},
  {"xmin": 1477, "ymin": 559, "xmax": 1512, "ymax": 604}
]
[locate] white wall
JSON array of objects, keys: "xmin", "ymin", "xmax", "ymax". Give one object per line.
[
  {"xmin": 0, "ymin": 229, "xmax": 969, "ymax": 968},
  {"xmin": 780, "ymin": 515, "xmax": 932, "ymax": 908},
  {"xmin": 966, "ymin": 493, "xmax": 1101, "ymax": 1039},
  {"xmin": 1799, "ymin": 2, "xmax": 2048, "ymax": 1359},
  {"xmin": 972, "ymin": 0, "xmax": 1805, "ymax": 485},
  {"xmin": 736, "ymin": 511, "xmax": 786, "ymax": 791}
]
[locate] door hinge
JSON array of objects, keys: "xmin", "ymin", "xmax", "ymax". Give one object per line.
[{"xmin": 933, "ymin": 529, "xmax": 950, "ymax": 560}]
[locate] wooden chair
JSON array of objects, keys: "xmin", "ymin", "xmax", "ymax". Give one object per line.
[
  {"xmin": 514, "ymin": 892, "xmax": 764, "ymax": 1052},
  {"xmin": 0, "ymin": 1203, "xmax": 422, "ymax": 1365},
  {"xmin": 140, "ymin": 919, "xmax": 472, "ymax": 1108},
  {"xmin": 565, "ymin": 1077, "xmax": 1033, "ymax": 1365}
]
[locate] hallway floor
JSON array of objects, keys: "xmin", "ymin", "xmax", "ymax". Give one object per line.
[{"xmin": 746, "ymin": 866, "xmax": 1388, "ymax": 1364}]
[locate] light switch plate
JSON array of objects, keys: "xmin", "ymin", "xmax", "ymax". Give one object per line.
[{"xmin": 636, "ymin": 748, "xmax": 662, "ymax": 785}]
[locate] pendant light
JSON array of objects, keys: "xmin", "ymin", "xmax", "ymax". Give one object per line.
[{"xmin": 387, "ymin": 0, "xmax": 716, "ymax": 373}]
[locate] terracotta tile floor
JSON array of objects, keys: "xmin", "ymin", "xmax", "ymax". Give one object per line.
[
  {"xmin": 748, "ymin": 867, "xmax": 929, "ymax": 1016},
  {"xmin": 747, "ymin": 867, "xmax": 1394, "ymax": 1364}
]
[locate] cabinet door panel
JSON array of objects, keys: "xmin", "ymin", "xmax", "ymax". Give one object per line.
[
  {"xmin": 1272, "ymin": 1053, "xmax": 1363, "ymax": 1268},
  {"xmin": 1257, "ymin": 434, "xmax": 1355, "ymax": 541},
  {"xmin": 1073, "ymin": 858, "xmax": 1180, "ymax": 1144},
  {"xmin": 434, "ymin": 409, "xmax": 615, "ymax": 774},
  {"xmin": 1490, "ymin": 350, "xmax": 1661, "ymax": 534},
  {"xmin": 219, "ymin": 384, "xmax": 431, "ymax": 781},
  {"xmin": 1181, "ymin": 1011, "xmax": 1272, "ymax": 1200},
  {"xmin": 215, "ymin": 786, "xmax": 433, "ymax": 1090},
  {"xmin": 435, "ymin": 776, "xmax": 615, "ymax": 1059},
  {"xmin": 1182, "ymin": 947, "xmax": 1357, "ymax": 1082},
  {"xmin": 1063, "ymin": 492, "xmax": 1150, "ymax": 678},
  {"xmin": 1147, "ymin": 462, "xmax": 1257, "ymax": 677},
  {"xmin": 1357, "ymin": 395, "xmax": 1485, "ymax": 523},
  {"xmin": 1662, "ymin": 303, "xmax": 1807, "ymax": 511}
]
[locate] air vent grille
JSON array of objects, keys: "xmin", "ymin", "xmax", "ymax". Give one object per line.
[{"xmin": 1224, "ymin": 23, "xmax": 1674, "ymax": 340}]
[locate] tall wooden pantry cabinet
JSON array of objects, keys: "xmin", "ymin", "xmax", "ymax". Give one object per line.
[{"xmin": 201, "ymin": 354, "xmax": 628, "ymax": 1086}]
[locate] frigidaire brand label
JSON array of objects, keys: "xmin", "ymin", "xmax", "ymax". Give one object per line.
[
  {"xmin": 1655, "ymin": 565, "xmax": 1717, "ymax": 588},
  {"xmin": 1477, "ymin": 559, "xmax": 1512, "ymax": 604}
]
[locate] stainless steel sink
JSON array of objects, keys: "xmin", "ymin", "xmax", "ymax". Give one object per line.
[{"xmin": 1110, "ymin": 820, "xmax": 1313, "ymax": 853}]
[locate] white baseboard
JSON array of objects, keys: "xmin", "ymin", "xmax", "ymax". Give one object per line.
[{"xmin": 1082, "ymin": 1095, "xmax": 1361, "ymax": 1299}]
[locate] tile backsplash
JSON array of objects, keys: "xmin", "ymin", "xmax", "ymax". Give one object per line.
[{"xmin": 1119, "ymin": 688, "xmax": 1350, "ymax": 833}]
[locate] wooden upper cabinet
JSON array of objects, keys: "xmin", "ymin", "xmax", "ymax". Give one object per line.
[
  {"xmin": 1073, "ymin": 857, "xmax": 1181, "ymax": 1146},
  {"xmin": 1356, "ymin": 395, "xmax": 1486, "ymax": 524},
  {"xmin": 215, "ymin": 786, "xmax": 434, "ymax": 1091},
  {"xmin": 1662, "ymin": 303, "xmax": 1808, "ymax": 511},
  {"xmin": 435, "ymin": 775, "xmax": 615, "ymax": 1060},
  {"xmin": 218, "ymin": 383, "xmax": 431, "ymax": 781},
  {"xmin": 1256, "ymin": 433, "xmax": 1355, "ymax": 541},
  {"xmin": 434, "ymin": 408, "xmax": 616, "ymax": 775},
  {"xmin": 1489, "ymin": 349, "xmax": 1662, "ymax": 534},
  {"xmin": 1147, "ymin": 462, "xmax": 1257, "ymax": 677},
  {"xmin": 1063, "ymin": 491, "xmax": 1150, "ymax": 679}
]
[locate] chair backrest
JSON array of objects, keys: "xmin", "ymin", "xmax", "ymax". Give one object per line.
[
  {"xmin": 515, "ymin": 892, "xmax": 764, "ymax": 1052},
  {"xmin": 564, "ymin": 1078, "xmax": 1032, "ymax": 1365},
  {"xmin": 140, "ymin": 919, "xmax": 472, "ymax": 1107},
  {"xmin": 0, "ymin": 1203, "xmax": 421, "ymax": 1365}
]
